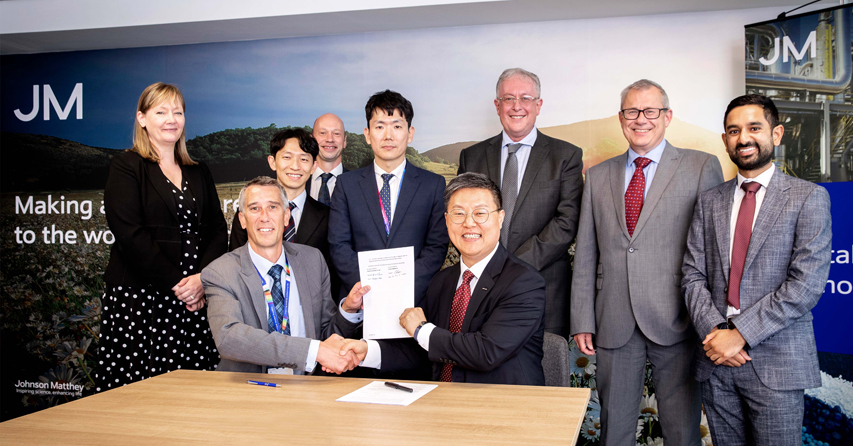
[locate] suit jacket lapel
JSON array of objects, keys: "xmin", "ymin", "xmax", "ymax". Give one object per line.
[
  {"xmin": 713, "ymin": 181, "xmax": 735, "ymax": 283},
  {"xmin": 742, "ymin": 171, "xmax": 789, "ymax": 274},
  {"xmin": 609, "ymin": 154, "xmax": 631, "ymax": 240},
  {"xmin": 435, "ymin": 263, "xmax": 461, "ymax": 330},
  {"xmin": 145, "ymin": 162, "xmax": 179, "ymax": 222},
  {"xmin": 485, "ymin": 134, "xmax": 503, "ymax": 184},
  {"xmin": 239, "ymin": 246, "xmax": 269, "ymax": 328},
  {"xmin": 358, "ymin": 168, "xmax": 389, "ymax": 244},
  {"xmin": 632, "ymin": 143, "xmax": 680, "ymax": 239},
  {"xmin": 514, "ymin": 131, "xmax": 550, "ymax": 217},
  {"xmin": 287, "ymin": 243, "xmax": 318, "ymax": 338},
  {"xmin": 389, "ymin": 165, "xmax": 421, "ymax": 243},
  {"xmin": 461, "ymin": 247, "xmax": 506, "ymax": 333},
  {"xmin": 294, "ymin": 197, "xmax": 322, "ymax": 245}
]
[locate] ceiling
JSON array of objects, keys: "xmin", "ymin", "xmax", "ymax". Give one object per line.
[{"xmin": 0, "ymin": 0, "xmax": 841, "ymax": 55}]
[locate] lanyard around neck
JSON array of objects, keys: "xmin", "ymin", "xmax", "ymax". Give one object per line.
[
  {"xmin": 254, "ymin": 253, "xmax": 292, "ymax": 334},
  {"xmin": 377, "ymin": 165, "xmax": 406, "ymax": 235}
]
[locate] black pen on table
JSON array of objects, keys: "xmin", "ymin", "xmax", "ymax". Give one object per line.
[{"xmin": 384, "ymin": 381, "xmax": 414, "ymax": 393}]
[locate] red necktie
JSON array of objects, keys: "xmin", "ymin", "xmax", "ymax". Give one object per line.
[
  {"xmin": 439, "ymin": 270, "xmax": 475, "ymax": 382},
  {"xmin": 727, "ymin": 181, "xmax": 762, "ymax": 310},
  {"xmin": 625, "ymin": 157, "xmax": 652, "ymax": 237}
]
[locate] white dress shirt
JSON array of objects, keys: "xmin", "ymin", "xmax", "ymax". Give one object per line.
[
  {"xmin": 360, "ymin": 243, "xmax": 501, "ymax": 369},
  {"xmin": 499, "ymin": 128, "xmax": 537, "ymax": 194},
  {"xmin": 289, "ymin": 190, "xmax": 307, "ymax": 231},
  {"xmin": 373, "ymin": 159, "xmax": 407, "ymax": 227},
  {"xmin": 309, "ymin": 163, "xmax": 344, "ymax": 200},
  {"xmin": 726, "ymin": 165, "xmax": 775, "ymax": 318}
]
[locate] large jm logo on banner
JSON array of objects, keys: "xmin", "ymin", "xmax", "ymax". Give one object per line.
[
  {"xmin": 14, "ymin": 83, "xmax": 83, "ymax": 122},
  {"xmin": 759, "ymin": 31, "xmax": 817, "ymax": 66}
]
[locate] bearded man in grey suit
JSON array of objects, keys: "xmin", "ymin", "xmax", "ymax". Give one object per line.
[
  {"xmin": 203, "ymin": 176, "xmax": 368, "ymax": 375},
  {"xmin": 571, "ymin": 79, "xmax": 724, "ymax": 445},
  {"xmin": 458, "ymin": 68, "xmax": 583, "ymax": 340},
  {"xmin": 683, "ymin": 95, "xmax": 832, "ymax": 446}
]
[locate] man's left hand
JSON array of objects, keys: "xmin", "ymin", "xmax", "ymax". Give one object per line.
[
  {"xmin": 399, "ymin": 308, "xmax": 426, "ymax": 337},
  {"xmin": 703, "ymin": 328, "xmax": 747, "ymax": 365}
]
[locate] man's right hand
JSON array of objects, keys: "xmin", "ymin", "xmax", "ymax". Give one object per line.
[
  {"xmin": 574, "ymin": 333, "xmax": 595, "ymax": 355},
  {"xmin": 317, "ymin": 334, "xmax": 359, "ymax": 374},
  {"xmin": 339, "ymin": 339, "xmax": 368, "ymax": 363}
]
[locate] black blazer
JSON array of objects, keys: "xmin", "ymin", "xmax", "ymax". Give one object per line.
[
  {"xmin": 378, "ymin": 245, "xmax": 547, "ymax": 385},
  {"xmin": 458, "ymin": 131, "xmax": 583, "ymax": 339},
  {"xmin": 229, "ymin": 195, "xmax": 343, "ymax": 303},
  {"xmin": 103, "ymin": 150, "xmax": 228, "ymax": 289}
]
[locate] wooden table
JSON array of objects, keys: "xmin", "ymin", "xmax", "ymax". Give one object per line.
[{"xmin": 0, "ymin": 370, "xmax": 590, "ymax": 445}]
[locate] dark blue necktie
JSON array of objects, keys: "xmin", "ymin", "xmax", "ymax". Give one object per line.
[
  {"xmin": 283, "ymin": 202, "xmax": 297, "ymax": 242},
  {"xmin": 380, "ymin": 174, "xmax": 393, "ymax": 235},
  {"xmin": 318, "ymin": 173, "xmax": 333, "ymax": 207},
  {"xmin": 267, "ymin": 264, "xmax": 290, "ymax": 335}
]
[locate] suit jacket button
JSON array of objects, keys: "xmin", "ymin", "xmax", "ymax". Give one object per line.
[
  {"xmin": 628, "ymin": 247, "xmax": 635, "ymax": 253},
  {"xmin": 724, "ymin": 287, "xmax": 728, "ymax": 293}
]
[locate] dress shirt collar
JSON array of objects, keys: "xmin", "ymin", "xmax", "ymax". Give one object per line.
[
  {"xmin": 459, "ymin": 243, "xmax": 500, "ymax": 282},
  {"xmin": 501, "ymin": 126, "xmax": 538, "ymax": 149},
  {"xmin": 627, "ymin": 138, "xmax": 666, "ymax": 167},
  {"xmin": 736, "ymin": 164, "xmax": 775, "ymax": 190},
  {"xmin": 289, "ymin": 190, "xmax": 307, "ymax": 210},
  {"xmin": 247, "ymin": 243, "xmax": 286, "ymax": 279},
  {"xmin": 374, "ymin": 159, "xmax": 407, "ymax": 177},
  {"xmin": 313, "ymin": 162, "xmax": 343, "ymax": 179}
]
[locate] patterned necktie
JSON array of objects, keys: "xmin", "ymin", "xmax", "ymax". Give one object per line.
[
  {"xmin": 500, "ymin": 143, "xmax": 523, "ymax": 246},
  {"xmin": 283, "ymin": 202, "xmax": 297, "ymax": 242},
  {"xmin": 267, "ymin": 264, "xmax": 290, "ymax": 335},
  {"xmin": 625, "ymin": 157, "xmax": 652, "ymax": 237},
  {"xmin": 318, "ymin": 173, "xmax": 333, "ymax": 207},
  {"xmin": 727, "ymin": 181, "xmax": 762, "ymax": 310},
  {"xmin": 440, "ymin": 270, "xmax": 475, "ymax": 382},
  {"xmin": 380, "ymin": 174, "xmax": 394, "ymax": 235}
]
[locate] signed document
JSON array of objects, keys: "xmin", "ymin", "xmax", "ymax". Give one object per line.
[
  {"xmin": 358, "ymin": 246, "xmax": 415, "ymax": 339},
  {"xmin": 336, "ymin": 381, "xmax": 437, "ymax": 406}
]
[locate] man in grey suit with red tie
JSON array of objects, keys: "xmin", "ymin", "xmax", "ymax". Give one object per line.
[
  {"xmin": 458, "ymin": 68, "xmax": 583, "ymax": 340},
  {"xmin": 571, "ymin": 79, "xmax": 724, "ymax": 445},
  {"xmin": 683, "ymin": 94, "xmax": 832, "ymax": 446}
]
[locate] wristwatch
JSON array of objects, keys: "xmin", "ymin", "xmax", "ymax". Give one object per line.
[{"xmin": 413, "ymin": 320, "xmax": 428, "ymax": 341}]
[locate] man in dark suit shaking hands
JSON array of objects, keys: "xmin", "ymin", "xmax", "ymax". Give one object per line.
[
  {"xmin": 230, "ymin": 128, "xmax": 343, "ymax": 302},
  {"xmin": 329, "ymin": 90, "xmax": 449, "ymax": 308},
  {"xmin": 341, "ymin": 173, "xmax": 546, "ymax": 385},
  {"xmin": 683, "ymin": 95, "xmax": 832, "ymax": 446},
  {"xmin": 457, "ymin": 68, "xmax": 583, "ymax": 339}
]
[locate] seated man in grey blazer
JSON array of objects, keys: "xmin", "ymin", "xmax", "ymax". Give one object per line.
[
  {"xmin": 683, "ymin": 94, "xmax": 832, "ymax": 446},
  {"xmin": 203, "ymin": 176, "xmax": 368, "ymax": 375}
]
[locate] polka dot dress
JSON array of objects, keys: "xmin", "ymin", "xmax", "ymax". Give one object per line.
[{"xmin": 95, "ymin": 178, "xmax": 219, "ymax": 392}]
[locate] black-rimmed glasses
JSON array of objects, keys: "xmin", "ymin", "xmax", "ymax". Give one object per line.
[{"xmin": 620, "ymin": 108, "xmax": 668, "ymax": 120}]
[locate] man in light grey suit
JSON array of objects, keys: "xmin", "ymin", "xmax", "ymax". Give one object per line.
[
  {"xmin": 203, "ymin": 176, "xmax": 367, "ymax": 375},
  {"xmin": 683, "ymin": 94, "xmax": 832, "ymax": 446},
  {"xmin": 571, "ymin": 79, "xmax": 724, "ymax": 445},
  {"xmin": 458, "ymin": 68, "xmax": 583, "ymax": 340}
]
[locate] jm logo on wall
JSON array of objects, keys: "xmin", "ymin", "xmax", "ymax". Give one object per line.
[
  {"xmin": 759, "ymin": 30, "xmax": 817, "ymax": 65},
  {"xmin": 13, "ymin": 83, "xmax": 83, "ymax": 121}
]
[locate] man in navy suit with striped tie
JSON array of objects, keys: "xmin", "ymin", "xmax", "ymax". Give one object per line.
[{"xmin": 328, "ymin": 90, "xmax": 449, "ymax": 322}]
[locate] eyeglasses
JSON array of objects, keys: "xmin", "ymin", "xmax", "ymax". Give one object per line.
[
  {"xmin": 620, "ymin": 108, "xmax": 668, "ymax": 120},
  {"xmin": 448, "ymin": 209, "xmax": 500, "ymax": 224},
  {"xmin": 497, "ymin": 96, "xmax": 539, "ymax": 106}
]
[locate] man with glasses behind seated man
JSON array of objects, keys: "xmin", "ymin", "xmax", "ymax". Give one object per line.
[
  {"xmin": 571, "ymin": 79, "xmax": 723, "ymax": 445},
  {"xmin": 340, "ymin": 173, "xmax": 547, "ymax": 385}
]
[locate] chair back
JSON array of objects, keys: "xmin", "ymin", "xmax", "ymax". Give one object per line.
[{"xmin": 541, "ymin": 332, "xmax": 571, "ymax": 387}]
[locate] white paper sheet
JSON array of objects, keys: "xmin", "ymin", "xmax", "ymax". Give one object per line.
[
  {"xmin": 336, "ymin": 381, "xmax": 438, "ymax": 406},
  {"xmin": 358, "ymin": 246, "xmax": 415, "ymax": 339}
]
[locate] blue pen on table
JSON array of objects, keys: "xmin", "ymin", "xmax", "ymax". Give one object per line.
[
  {"xmin": 247, "ymin": 380, "xmax": 281, "ymax": 388},
  {"xmin": 384, "ymin": 381, "xmax": 414, "ymax": 393}
]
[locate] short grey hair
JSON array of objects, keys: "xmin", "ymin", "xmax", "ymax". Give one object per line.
[
  {"xmin": 444, "ymin": 172, "xmax": 502, "ymax": 211},
  {"xmin": 496, "ymin": 68, "xmax": 541, "ymax": 98},
  {"xmin": 620, "ymin": 79, "xmax": 670, "ymax": 110},
  {"xmin": 237, "ymin": 176, "xmax": 287, "ymax": 214}
]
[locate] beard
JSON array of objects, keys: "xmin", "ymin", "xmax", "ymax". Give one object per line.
[{"xmin": 729, "ymin": 141, "xmax": 774, "ymax": 172}]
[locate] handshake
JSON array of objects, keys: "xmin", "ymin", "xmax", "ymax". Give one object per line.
[
  {"xmin": 315, "ymin": 306, "xmax": 428, "ymax": 374},
  {"xmin": 316, "ymin": 334, "xmax": 369, "ymax": 375}
]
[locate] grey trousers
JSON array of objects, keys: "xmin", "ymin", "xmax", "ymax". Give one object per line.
[
  {"xmin": 702, "ymin": 360, "xmax": 804, "ymax": 446},
  {"xmin": 596, "ymin": 326, "xmax": 702, "ymax": 446}
]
